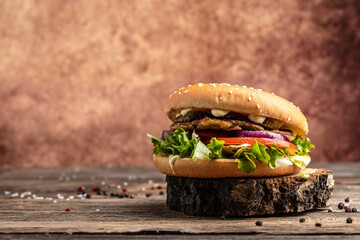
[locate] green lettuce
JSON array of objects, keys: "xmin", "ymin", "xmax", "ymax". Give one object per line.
[
  {"xmin": 235, "ymin": 140, "xmax": 285, "ymax": 173},
  {"xmin": 291, "ymin": 136, "xmax": 314, "ymax": 156},
  {"xmin": 207, "ymin": 138, "xmax": 225, "ymax": 159},
  {"xmin": 147, "ymin": 128, "xmax": 225, "ymax": 162}
]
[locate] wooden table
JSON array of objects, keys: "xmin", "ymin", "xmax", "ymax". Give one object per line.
[{"xmin": 0, "ymin": 163, "xmax": 359, "ymax": 239}]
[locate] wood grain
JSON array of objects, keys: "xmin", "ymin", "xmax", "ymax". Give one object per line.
[{"xmin": 0, "ymin": 164, "xmax": 359, "ymax": 237}]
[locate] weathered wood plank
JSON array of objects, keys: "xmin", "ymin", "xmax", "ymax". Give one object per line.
[{"xmin": 0, "ymin": 165, "xmax": 359, "ymax": 235}]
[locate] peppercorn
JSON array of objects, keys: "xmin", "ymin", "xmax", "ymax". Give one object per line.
[
  {"xmin": 122, "ymin": 188, "xmax": 128, "ymax": 193},
  {"xmin": 91, "ymin": 187, "xmax": 100, "ymax": 192},
  {"xmin": 86, "ymin": 193, "xmax": 91, "ymax": 199},
  {"xmin": 328, "ymin": 209, "xmax": 333, "ymax": 212},
  {"xmin": 255, "ymin": 221, "xmax": 262, "ymax": 226},
  {"xmin": 157, "ymin": 186, "xmax": 162, "ymax": 190},
  {"xmin": 352, "ymin": 208, "xmax": 357, "ymax": 212},
  {"xmin": 338, "ymin": 203, "xmax": 344, "ymax": 209},
  {"xmin": 96, "ymin": 191, "xmax": 101, "ymax": 195},
  {"xmin": 345, "ymin": 197, "xmax": 350, "ymax": 202},
  {"xmin": 346, "ymin": 218, "xmax": 353, "ymax": 224},
  {"xmin": 299, "ymin": 218, "xmax": 305, "ymax": 223},
  {"xmin": 146, "ymin": 193, "xmax": 153, "ymax": 197},
  {"xmin": 151, "ymin": 186, "xmax": 157, "ymax": 190},
  {"xmin": 345, "ymin": 207, "xmax": 352, "ymax": 212},
  {"xmin": 130, "ymin": 195, "xmax": 135, "ymax": 199},
  {"xmin": 159, "ymin": 191, "xmax": 164, "ymax": 195},
  {"xmin": 315, "ymin": 223, "xmax": 321, "ymax": 227}
]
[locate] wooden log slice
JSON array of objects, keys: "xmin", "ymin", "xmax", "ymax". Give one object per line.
[{"xmin": 166, "ymin": 168, "xmax": 334, "ymax": 217}]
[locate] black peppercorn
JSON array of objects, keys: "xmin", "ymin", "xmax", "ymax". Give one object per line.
[
  {"xmin": 255, "ymin": 221, "xmax": 262, "ymax": 226},
  {"xmin": 315, "ymin": 223, "xmax": 321, "ymax": 227},
  {"xmin": 345, "ymin": 197, "xmax": 350, "ymax": 202},
  {"xmin": 346, "ymin": 218, "xmax": 353, "ymax": 224},
  {"xmin": 352, "ymin": 208, "xmax": 357, "ymax": 212},
  {"xmin": 299, "ymin": 218, "xmax": 305, "ymax": 223},
  {"xmin": 157, "ymin": 186, "xmax": 162, "ymax": 190},
  {"xmin": 328, "ymin": 209, "xmax": 333, "ymax": 212},
  {"xmin": 338, "ymin": 203, "xmax": 344, "ymax": 209},
  {"xmin": 86, "ymin": 194, "xmax": 91, "ymax": 199},
  {"xmin": 345, "ymin": 207, "xmax": 352, "ymax": 212},
  {"xmin": 159, "ymin": 191, "xmax": 164, "ymax": 195}
]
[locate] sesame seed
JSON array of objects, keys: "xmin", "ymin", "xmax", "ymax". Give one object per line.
[
  {"xmin": 178, "ymin": 92, "xmax": 181, "ymax": 95},
  {"xmin": 235, "ymin": 88, "xmax": 239, "ymax": 90},
  {"xmin": 229, "ymin": 90, "xmax": 232, "ymax": 94},
  {"xmin": 242, "ymin": 86, "xmax": 246, "ymax": 88},
  {"xmin": 210, "ymin": 83, "xmax": 216, "ymax": 87},
  {"xmin": 287, "ymin": 117, "xmax": 291, "ymax": 121},
  {"xmin": 187, "ymin": 84, "xmax": 192, "ymax": 87},
  {"xmin": 249, "ymin": 87, "xmax": 254, "ymax": 89},
  {"xmin": 248, "ymin": 97, "xmax": 251, "ymax": 102},
  {"xmin": 224, "ymin": 83, "xmax": 231, "ymax": 86},
  {"xmin": 184, "ymin": 90, "xmax": 188, "ymax": 93},
  {"xmin": 256, "ymin": 104, "xmax": 260, "ymax": 109},
  {"xmin": 257, "ymin": 89, "xmax": 262, "ymax": 91},
  {"xmin": 272, "ymin": 93, "xmax": 275, "ymax": 95},
  {"xmin": 251, "ymin": 93, "xmax": 254, "ymax": 97},
  {"xmin": 198, "ymin": 83, "xmax": 203, "ymax": 87}
]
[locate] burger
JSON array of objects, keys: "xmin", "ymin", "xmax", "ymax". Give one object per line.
[{"xmin": 148, "ymin": 83, "xmax": 314, "ymax": 178}]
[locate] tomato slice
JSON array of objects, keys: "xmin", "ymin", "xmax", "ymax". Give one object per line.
[
  {"xmin": 196, "ymin": 130, "xmax": 229, "ymax": 138},
  {"xmin": 215, "ymin": 137, "xmax": 297, "ymax": 154}
]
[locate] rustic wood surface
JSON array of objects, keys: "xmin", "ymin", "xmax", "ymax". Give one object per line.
[{"xmin": 0, "ymin": 163, "xmax": 359, "ymax": 239}]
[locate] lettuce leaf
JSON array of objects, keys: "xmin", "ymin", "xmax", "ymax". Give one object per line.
[
  {"xmin": 148, "ymin": 128, "xmax": 224, "ymax": 162},
  {"xmin": 235, "ymin": 157, "xmax": 256, "ymax": 173},
  {"xmin": 288, "ymin": 155, "xmax": 311, "ymax": 169},
  {"xmin": 207, "ymin": 138, "xmax": 225, "ymax": 159},
  {"xmin": 268, "ymin": 146, "xmax": 286, "ymax": 169},
  {"xmin": 291, "ymin": 136, "xmax": 314, "ymax": 156}
]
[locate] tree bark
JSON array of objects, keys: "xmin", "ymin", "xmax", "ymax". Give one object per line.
[{"xmin": 166, "ymin": 168, "xmax": 334, "ymax": 217}]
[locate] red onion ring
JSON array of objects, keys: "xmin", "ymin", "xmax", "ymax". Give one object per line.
[
  {"xmin": 229, "ymin": 130, "xmax": 290, "ymax": 142},
  {"xmin": 161, "ymin": 130, "xmax": 173, "ymax": 139}
]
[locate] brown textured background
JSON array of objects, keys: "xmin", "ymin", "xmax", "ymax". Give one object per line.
[{"xmin": 0, "ymin": 0, "xmax": 359, "ymax": 167}]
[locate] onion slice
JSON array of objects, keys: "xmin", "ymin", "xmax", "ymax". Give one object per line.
[
  {"xmin": 229, "ymin": 130, "xmax": 290, "ymax": 142},
  {"xmin": 161, "ymin": 130, "xmax": 173, "ymax": 139}
]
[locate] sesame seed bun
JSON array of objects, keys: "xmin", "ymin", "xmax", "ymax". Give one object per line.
[
  {"xmin": 153, "ymin": 155, "xmax": 301, "ymax": 178},
  {"xmin": 165, "ymin": 83, "xmax": 308, "ymax": 136}
]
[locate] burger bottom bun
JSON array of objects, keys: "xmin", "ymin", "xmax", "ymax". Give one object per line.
[{"xmin": 153, "ymin": 155, "xmax": 301, "ymax": 178}]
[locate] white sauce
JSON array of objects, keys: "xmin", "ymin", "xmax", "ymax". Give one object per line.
[
  {"xmin": 180, "ymin": 109, "xmax": 191, "ymax": 116},
  {"xmin": 248, "ymin": 114, "xmax": 266, "ymax": 124},
  {"xmin": 275, "ymin": 157, "xmax": 293, "ymax": 168},
  {"xmin": 211, "ymin": 109, "xmax": 230, "ymax": 117}
]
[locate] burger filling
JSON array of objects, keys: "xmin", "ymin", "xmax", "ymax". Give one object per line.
[{"xmin": 148, "ymin": 109, "xmax": 314, "ymax": 173}]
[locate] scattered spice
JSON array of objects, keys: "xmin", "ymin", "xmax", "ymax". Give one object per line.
[
  {"xmin": 352, "ymin": 208, "xmax": 357, "ymax": 212},
  {"xmin": 328, "ymin": 209, "xmax": 333, "ymax": 213},
  {"xmin": 146, "ymin": 193, "xmax": 153, "ymax": 198},
  {"xmin": 346, "ymin": 218, "xmax": 353, "ymax": 224},
  {"xmin": 159, "ymin": 191, "xmax": 165, "ymax": 195},
  {"xmin": 122, "ymin": 188, "xmax": 128, "ymax": 193},
  {"xmin": 299, "ymin": 218, "xmax": 305, "ymax": 223},
  {"xmin": 157, "ymin": 186, "xmax": 162, "ymax": 190},
  {"xmin": 338, "ymin": 203, "xmax": 344, "ymax": 209},
  {"xmin": 345, "ymin": 207, "xmax": 352, "ymax": 213},
  {"xmin": 345, "ymin": 197, "xmax": 350, "ymax": 202},
  {"xmin": 76, "ymin": 186, "xmax": 84, "ymax": 192},
  {"xmin": 86, "ymin": 194, "xmax": 91, "ymax": 199},
  {"xmin": 151, "ymin": 186, "xmax": 157, "ymax": 190},
  {"xmin": 130, "ymin": 195, "xmax": 135, "ymax": 199},
  {"xmin": 65, "ymin": 208, "xmax": 71, "ymax": 212},
  {"xmin": 255, "ymin": 221, "xmax": 263, "ymax": 226},
  {"xmin": 91, "ymin": 187, "xmax": 100, "ymax": 192},
  {"xmin": 315, "ymin": 223, "xmax": 321, "ymax": 227}
]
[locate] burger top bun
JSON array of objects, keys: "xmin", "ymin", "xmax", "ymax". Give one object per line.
[
  {"xmin": 165, "ymin": 83, "xmax": 308, "ymax": 136},
  {"xmin": 153, "ymin": 155, "xmax": 302, "ymax": 178}
]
